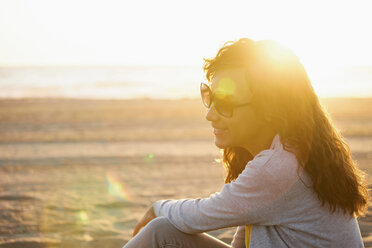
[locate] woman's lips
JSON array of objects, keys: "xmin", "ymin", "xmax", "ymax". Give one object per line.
[{"xmin": 213, "ymin": 128, "xmax": 228, "ymax": 135}]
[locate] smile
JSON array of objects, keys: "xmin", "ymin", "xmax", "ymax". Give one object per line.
[{"xmin": 213, "ymin": 128, "xmax": 228, "ymax": 135}]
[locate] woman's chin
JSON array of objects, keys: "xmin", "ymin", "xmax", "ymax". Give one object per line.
[{"xmin": 214, "ymin": 138, "xmax": 230, "ymax": 149}]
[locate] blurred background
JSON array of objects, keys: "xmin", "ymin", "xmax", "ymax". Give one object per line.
[
  {"xmin": 1, "ymin": 0, "xmax": 372, "ymax": 247},
  {"xmin": 1, "ymin": 0, "xmax": 372, "ymax": 98}
]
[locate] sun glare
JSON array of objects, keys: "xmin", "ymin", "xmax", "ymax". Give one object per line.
[
  {"xmin": 0, "ymin": 0, "xmax": 371, "ymax": 67},
  {"xmin": 264, "ymin": 44, "xmax": 294, "ymax": 64}
]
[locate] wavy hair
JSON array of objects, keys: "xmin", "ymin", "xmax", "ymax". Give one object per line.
[{"xmin": 203, "ymin": 38, "xmax": 369, "ymax": 216}]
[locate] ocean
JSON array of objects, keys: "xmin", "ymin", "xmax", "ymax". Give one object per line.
[{"xmin": 0, "ymin": 65, "xmax": 371, "ymax": 99}]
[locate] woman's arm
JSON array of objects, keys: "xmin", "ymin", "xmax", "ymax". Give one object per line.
[
  {"xmin": 153, "ymin": 149, "xmax": 299, "ymax": 233},
  {"xmin": 231, "ymin": 226, "xmax": 245, "ymax": 248},
  {"xmin": 153, "ymin": 161, "xmax": 276, "ymax": 232}
]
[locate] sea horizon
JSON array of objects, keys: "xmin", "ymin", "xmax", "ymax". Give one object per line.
[{"xmin": 1, "ymin": 65, "xmax": 372, "ymax": 99}]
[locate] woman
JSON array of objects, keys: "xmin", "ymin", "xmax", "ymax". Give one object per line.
[{"xmin": 123, "ymin": 38, "xmax": 369, "ymax": 247}]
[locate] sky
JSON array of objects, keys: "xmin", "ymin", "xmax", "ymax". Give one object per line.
[{"xmin": 0, "ymin": 0, "xmax": 372, "ymax": 71}]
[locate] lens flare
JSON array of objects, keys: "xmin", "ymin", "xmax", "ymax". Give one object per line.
[
  {"xmin": 217, "ymin": 77, "xmax": 236, "ymax": 97},
  {"xmin": 77, "ymin": 210, "xmax": 89, "ymax": 224},
  {"xmin": 105, "ymin": 173, "xmax": 132, "ymax": 201},
  {"xmin": 143, "ymin": 153, "xmax": 155, "ymax": 163}
]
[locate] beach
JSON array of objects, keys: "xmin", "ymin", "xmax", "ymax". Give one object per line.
[{"xmin": 1, "ymin": 98, "xmax": 372, "ymax": 247}]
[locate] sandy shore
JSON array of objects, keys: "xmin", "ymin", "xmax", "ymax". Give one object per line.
[{"xmin": 1, "ymin": 98, "xmax": 372, "ymax": 247}]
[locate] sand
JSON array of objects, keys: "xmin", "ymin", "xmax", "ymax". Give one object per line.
[{"xmin": 0, "ymin": 98, "xmax": 372, "ymax": 247}]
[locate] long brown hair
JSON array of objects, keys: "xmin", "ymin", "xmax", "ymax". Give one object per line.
[{"xmin": 203, "ymin": 38, "xmax": 369, "ymax": 216}]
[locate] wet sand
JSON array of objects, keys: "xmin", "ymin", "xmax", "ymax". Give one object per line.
[{"xmin": 0, "ymin": 98, "xmax": 372, "ymax": 247}]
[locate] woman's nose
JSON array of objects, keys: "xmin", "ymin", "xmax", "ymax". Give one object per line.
[{"xmin": 205, "ymin": 105, "xmax": 220, "ymax": 122}]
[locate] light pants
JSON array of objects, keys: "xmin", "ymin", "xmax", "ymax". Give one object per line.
[{"xmin": 122, "ymin": 217, "xmax": 231, "ymax": 248}]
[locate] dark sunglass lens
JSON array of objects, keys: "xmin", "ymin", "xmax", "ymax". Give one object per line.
[
  {"xmin": 214, "ymin": 98, "xmax": 233, "ymax": 117},
  {"xmin": 200, "ymin": 84, "xmax": 211, "ymax": 108}
]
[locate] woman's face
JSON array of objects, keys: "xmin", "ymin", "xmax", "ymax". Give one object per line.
[{"xmin": 206, "ymin": 68, "xmax": 271, "ymax": 151}]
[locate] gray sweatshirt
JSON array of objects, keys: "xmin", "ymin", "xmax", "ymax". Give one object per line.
[{"xmin": 153, "ymin": 134, "xmax": 364, "ymax": 247}]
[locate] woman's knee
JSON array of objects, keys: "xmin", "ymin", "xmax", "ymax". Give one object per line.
[
  {"xmin": 146, "ymin": 216, "xmax": 177, "ymax": 234},
  {"xmin": 123, "ymin": 217, "xmax": 175, "ymax": 248}
]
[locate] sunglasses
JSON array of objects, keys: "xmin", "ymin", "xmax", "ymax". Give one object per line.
[{"xmin": 200, "ymin": 82, "xmax": 251, "ymax": 118}]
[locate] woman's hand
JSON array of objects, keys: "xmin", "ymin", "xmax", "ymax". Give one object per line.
[{"xmin": 132, "ymin": 205, "xmax": 157, "ymax": 237}]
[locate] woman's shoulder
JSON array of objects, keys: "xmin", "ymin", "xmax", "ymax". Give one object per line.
[
  {"xmin": 248, "ymin": 134, "xmax": 299, "ymax": 170},
  {"xmin": 248, "ymin": 148, "xmax": 299, "ymax": 174},
  {"xmin": 246, "ymin": 141, "xmax": 301, "ymax": 192}
]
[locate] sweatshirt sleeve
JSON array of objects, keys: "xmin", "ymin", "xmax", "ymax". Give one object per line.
[
  {"xmin": 153, "ymin": 150, "xmax": 292, "ymax": 234},
  {"xmin": 231, "ymin": 226, "xmax": 245, "ymax": 248}
]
